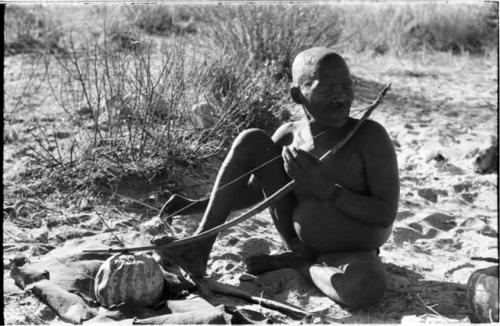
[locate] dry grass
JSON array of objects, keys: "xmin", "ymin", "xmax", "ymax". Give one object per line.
[
  {"xmin": 124, "ymin": 5, "xmax": 197, "ymax": 36},
  {"xmin": 4, "ymin": 5, "xmax": 64, "ymax": 55},
  {"xmin": 335, "ymin": 2, "xmax": 498, "ymax": 55},
  {"xmin": 195, "ymin": 4, "xmax": 341, "ymax": 81}
]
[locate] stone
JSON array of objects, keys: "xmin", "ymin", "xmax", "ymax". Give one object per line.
[
  {"xmin": 474, "ymin": 143, "xmax": 498, "ymax": 174},
  {"xmin": 239, "ymin": 238, "xmax": 271, "ymax": 259},
  {"xmin": 423, "ymin": 213, "xmax": 457, "ymax": 231},
  {"xmin": 418, "ymin": 188, "xmax": 439, "ymax": 202}
]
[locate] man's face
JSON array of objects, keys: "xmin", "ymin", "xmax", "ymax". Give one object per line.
[{"xmin": 298, "ymin": 60, "xmax": 353, "ymax": 128}]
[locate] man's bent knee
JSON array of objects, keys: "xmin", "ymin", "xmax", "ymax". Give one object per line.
[
  {"xmin": 340, "ymin": 262, "xmax": 386, "ymax": 309},
  {"xmin": 231, "ymin": 128, "xmax": 275, "ymax": 157}
]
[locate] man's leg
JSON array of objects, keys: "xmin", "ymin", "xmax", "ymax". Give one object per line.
[
  {"xmin": 306, "ymin": 251, "xmax": 386, "ymax": 308},
  {"xmin": 247, "ymin": 250, "xmax": 385, "ymax": 308},
  {"xmin": 155, "ymin": 129, "xmax": 297, "ymax": 277}
]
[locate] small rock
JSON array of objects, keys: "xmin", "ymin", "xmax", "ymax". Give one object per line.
[
  {"xmin": 441, "ymin": 163, "xmax": 465, "ymax": 175},
  {"xmin": 417, "ymin": 188, "xmax": 439, "ymax": 203},
  {"xmin": 408, "ymin": 222, "xmax": 423, "ymax": 233},
  {"xmin": 474, "ymin": 144, "xmax": 498, "ymax": 174},
  {"xmin": 423, "ymin": 213, "xmax": 456, "ymax": 231},
  {"xmin": 480, "ymin": 225, "xmax": 498, "ymax": 238},
  {"xmin": 10, "ymin": 254, "xmax": 30, "ymax": 267},
  {"xmin": 453, "ymin": 181, "xmax": 472, "ymax": 193},
  {"xmin": 461, "ymin": 192, "xmax": 477, "ymax": 203},
  {"xmin": 396, "ymin": 210, "xmax": 415, "ymax": 221},
  {"xmin": 391, "ymin": 226, "xmax": 438, "ymax": 244},
  {"xmin": 239, "ymin": 238, "xmax": 271, "ymax": 259},
  {"xmin": 404, "ymin": 123, "xmax": 414, "ymax": 129}
]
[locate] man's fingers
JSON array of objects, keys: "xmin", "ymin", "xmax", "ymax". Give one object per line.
[
  {"xmin": 282, "ymin": 146, "xmax": 293, "ymax": 163},
  {"xmin": 295, "ymin": 148, "xmax": 320, "ymax": 166},
  {"xmin": 282, "ymin": 147, "xmax": 302, "ymax": 177}
]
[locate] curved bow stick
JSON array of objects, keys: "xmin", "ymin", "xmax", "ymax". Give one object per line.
[{"xmin": 84, "ymin": 83, "xmax": 391, "ymax": 254}]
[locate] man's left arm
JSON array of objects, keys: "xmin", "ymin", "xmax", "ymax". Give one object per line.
[{"xmin": 333, "ymin": 121, "xmax": 400, "ymax": 227}]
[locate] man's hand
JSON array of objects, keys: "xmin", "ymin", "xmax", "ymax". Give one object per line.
[{"xmin": 282, "ymin": 146, "xmax": 330, "ymax": 199}]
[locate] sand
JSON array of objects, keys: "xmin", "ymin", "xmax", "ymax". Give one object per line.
[{"xmin": 3, "ymin": 49, "xmax": 498, "ymax": 324}]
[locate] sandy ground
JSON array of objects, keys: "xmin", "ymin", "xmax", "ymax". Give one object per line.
[{"xmin": 3, "ymin": 48, "xmax": 498, "ymax": 324}]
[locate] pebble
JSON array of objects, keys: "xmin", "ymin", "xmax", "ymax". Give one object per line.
[
  {"xmin": 417, "ymin": 188, "xmax": 439, "ymax": 203},
  {"xmin": 423, "ymin": 213, "xmax": 456, "ymax": 231},
  {"xmin": 239, "ymin": 238, "xmax": 271, "ymax": 259},
  {"xmin": 453, "ymin": 181, "xmax": 472, "ymax": 193}
]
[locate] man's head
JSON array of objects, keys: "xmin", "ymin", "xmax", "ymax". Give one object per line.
[{"xmin": 291, "ymin": 48, "xmax": 354, "ymax": 128}]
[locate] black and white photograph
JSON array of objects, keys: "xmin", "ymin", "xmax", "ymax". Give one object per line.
[{"xmin": 3, "ymin": 1, "xmax": 499, "ymax": 324}]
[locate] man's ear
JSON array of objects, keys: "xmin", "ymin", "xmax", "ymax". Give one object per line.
[{"xmin": 290, "ymin": 86, "xmax": 302, "ymax": 104}]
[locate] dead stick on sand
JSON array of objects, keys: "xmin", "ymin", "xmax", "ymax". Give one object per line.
[
  {"xmin": 83, "ymin": 83, "xmax": 391, "ymax": 254},
  {"xmin": 199, "ymin": 279, "xmax": 341, "ymax": 322},
  {"xmin": 471, "ymin": 257, "xmax": 499, "ymax": 263}
]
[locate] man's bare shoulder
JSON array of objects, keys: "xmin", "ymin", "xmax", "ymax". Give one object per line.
[
  {"xmin": 357, "ymin": 119, "xmax": 391, "ymax": 139},
  {"xmin": 356, "ymin": 119, "xmax": 395, "ymax": 153},
  {"xmin": 272, "ymin": 121, "xmax": 303, "ymax": 146}
]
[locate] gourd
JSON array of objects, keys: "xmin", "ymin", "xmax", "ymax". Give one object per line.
[
  {"xmin": 94, "ymin": 253, "xmax": 164, "ymax": 307},
  {"xmin": 466, "ymin": 266, "xmax": 499, "ymax": 323}
]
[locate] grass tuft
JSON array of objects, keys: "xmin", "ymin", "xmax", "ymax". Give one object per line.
[
  {"xmin": 336, "ymin": 3, "xmax": 498, "ymax": 55},
  {"xmin": 197, "ymin": 4, "xmax": 341, "ymax": 81}
]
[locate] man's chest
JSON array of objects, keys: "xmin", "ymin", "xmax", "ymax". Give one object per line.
[{"xmin": 293, "ymin": 135, "xmax": 367, "ymax": 192}]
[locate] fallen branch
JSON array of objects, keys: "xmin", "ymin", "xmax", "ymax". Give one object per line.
[
  {"xmin": 471, "ymin": 257, "xmax": 499, "ymax": 263},
  {"xmin": 198, "ymin": 279, "xmax": 340, "ymax": 322},
  {"xmin": 83, "ymin": 83, "xmax": 391, "ymax": 254},
  {"xmin": 200, "ymin": 279, "xmax": 308, "ymax": 319}
]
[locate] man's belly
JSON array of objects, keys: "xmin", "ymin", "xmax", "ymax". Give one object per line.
[{"xmin": 292, "ymin": 199, "xmax": 392, "ymax": 253}]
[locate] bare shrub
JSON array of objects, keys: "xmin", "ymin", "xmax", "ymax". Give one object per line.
[
  {"xmin": 193, "ymin": 55, "xmax": 290, "ymax": 146},
  {"xmin": 37, "ymin": 31, "xmax": 207, "ymax": 191}
]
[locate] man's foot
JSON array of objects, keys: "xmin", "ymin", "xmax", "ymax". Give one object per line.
[
  {"xmin": 245, "ymin": 252, "xmax": 306, "ymax": 275},
  {"xmin": 151, "ymin": 235, "xmax": 210, "ymax": 278}
]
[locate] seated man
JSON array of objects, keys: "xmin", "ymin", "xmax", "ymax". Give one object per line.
[{"xmin": 154, "ymin": 47, "xmax": 399, "ymax": 308}]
